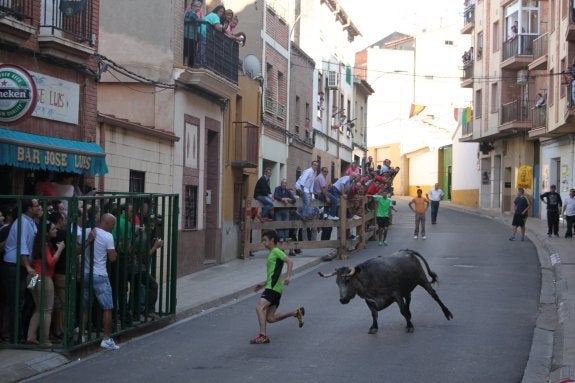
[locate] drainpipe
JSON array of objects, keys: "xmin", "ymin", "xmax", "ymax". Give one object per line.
[
  {"xmin": 260, "ymin": 0, "xmax": 267, "ymax": 176},
  {"xmin": 286, "ymin": 12, "xmax": 303, "ymax": 168}
]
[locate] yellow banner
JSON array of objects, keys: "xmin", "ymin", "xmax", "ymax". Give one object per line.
[{"xmin": 517, "ymin": 165, "xmax": 533, "ymax": 189}]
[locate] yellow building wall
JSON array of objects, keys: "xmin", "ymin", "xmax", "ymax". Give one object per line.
[{"xmin": 451, "ymin": 189, "xmax": 479, "ymax": 208}]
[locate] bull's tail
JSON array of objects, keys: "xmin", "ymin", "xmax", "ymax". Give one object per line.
[{"xmin": 402, "ymin": 249, "xmax": 438, "ymax": 284}]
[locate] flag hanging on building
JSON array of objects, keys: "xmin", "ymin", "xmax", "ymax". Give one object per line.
[
  {"xmin": 454, "ymin": 107, "xmax": 473, "ymax": 125},
  {"xmin": 409, "ymin": 104, "xmax": 426, "ymax": 118}
]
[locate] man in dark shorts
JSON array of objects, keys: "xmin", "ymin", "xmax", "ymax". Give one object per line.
[
  {"xmin": 371, "ymin": 190, "xmax": 396, "ymax": 246},
  {"xmin": 251, "ymin": 230, "xmax": 305, "ymax": 344},
  {"xmin": 509, "ymin": 188, "xmax": 530, "ymax": 241}
]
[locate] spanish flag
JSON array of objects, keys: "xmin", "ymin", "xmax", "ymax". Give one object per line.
[{"xmin": 409, "ymin": 104, "xmax": 426, "ymax": 118}]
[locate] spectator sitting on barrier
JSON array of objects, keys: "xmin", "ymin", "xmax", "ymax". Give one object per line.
[
  {"xmin": 313, "ymin": 167, "xmax": 338, "ymax": 221},
  {"xmin": 329, "ymin": 173, "xmax": 360, "ymax": 219},
  {"xmin": 254, "ymin": 168, "xmax": 274, "ymax": 222}
]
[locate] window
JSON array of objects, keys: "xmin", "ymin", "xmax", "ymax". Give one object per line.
[
  {"xmin": 561, "ymin": 58, "xmax": 566, "ymax": 99},
  {"xmin": 444, "ymin": 40, "xmax": 453, "ymax": 45},
  {"xmin": 475, "ymin": 89, "xmax": 483, "ymax": 118},
  {"xmin": 476, "ymin": 32, "xmax": 483, "ymax": 60},
  {"xmin": 129, "ymin": 170, "xmax": 145, "ymax": 193},
  {"xmin": 491, "ymin": 82, "xmax": 499, "ymax": 113},
  {"xmin": 184, "ymin": 185, "xmax": 198, "ymax": 229},
  {"xmin": 493, "ymin": 21, "xmax": 500, "ymax": 52}
]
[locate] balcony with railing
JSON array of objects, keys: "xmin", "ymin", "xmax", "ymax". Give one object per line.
[
  {"xmin": 0, "ymin": 0, "xmax": 35, "ymax": 44},
  {"xmin": 501, "ymin": 34, "xmax": 536, "ymax": 70},
  {"xmin": 461, "ymin": 61, "xmax": 474, "ymax": 88},
  {"xmin": 499, "ymin": 99, "xmax": 532, "ymax": 132},
  {"xmin": 37, "ymin": 0, "xmax": 96, "ymax": 62},
  {"xmin": 529, "ymin": 33, "xmax": 548, "ymax": 71},
  {"xmin": 461, "ymin": 4, "xmax": 474, "ymax": 34},
  {"xmin": 177, "ymin": 19, "xmax": 240, "ymax": 99},
  {"xmin": 567, "ymin": 9, "xmax": 575, "ymax": 40}
]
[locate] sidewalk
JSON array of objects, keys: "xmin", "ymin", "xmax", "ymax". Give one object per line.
[{"xmin": 1, "ymin": 204, "xmax": 573, "ymax": 383}]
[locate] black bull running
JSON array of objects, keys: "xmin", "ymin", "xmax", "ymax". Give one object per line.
[{"xmin": 319, "ymin": 249, "xmax": 453, "ymax": 334}]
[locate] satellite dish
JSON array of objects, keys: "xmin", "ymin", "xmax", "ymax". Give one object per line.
[{"xmin": 242, "ymin": 54, "xmax": 261, "ymax": 79}]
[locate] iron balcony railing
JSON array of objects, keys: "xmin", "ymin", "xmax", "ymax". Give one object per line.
[
  {"xmin": 532, "ymin": 107, "xmax": 546, "ymax": 129},
  {"xmin": 532, "ymin": 33, "xmax": 548, "ymax": 60},
  {"xmin": 462, "ymin": 62, "xmax": 473, "ymax": 81},
  {"xmin": 462, "ymin": 120, "xmax": 473, "ymax": 136},
  {"xmin": 40, "ymin": 0, "xmax": 94, "ymax": 45},
  {"xmin": 502, "ymin": 34, "xmax": 536, "ymax": 61},
  {"xmin": 183, "ymin": 19, "xmax": 239, "ymax": 84},
  {"xmin": 0, "ymin": 193, "xmax": 179, "ymax": 350},
  {"xmin": 0, "ymin": 0, "xmax": 34, "ymax": 23},
  {"xmin": 501, "ymin": 99, "xmax": 531, "ymax": 124}
]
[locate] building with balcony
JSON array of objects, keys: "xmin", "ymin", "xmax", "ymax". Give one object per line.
[
  {"xmin": 458, "ymin": 0, "xmax": 575, "ymax": 216},
  {"xmin": 0, "ymin": 0, "xmax": 107, "ymax": 194},
  {"xmin": 97, "ymin": 1, "xmax": 245, "ymax": 273}
]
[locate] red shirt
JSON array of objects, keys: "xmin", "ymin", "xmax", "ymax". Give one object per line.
[
  {"xmin": 366, "ymin": 183, "xmax": 381, "ymax": 196},
  {"xmin": 32, "ymin": 244, "xmax": 58, "ymax": 277}
]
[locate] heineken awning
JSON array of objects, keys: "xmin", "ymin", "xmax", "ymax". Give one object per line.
[{"xmin": 0, "ymin": 127, "xmax": 108, "ymax": 175}]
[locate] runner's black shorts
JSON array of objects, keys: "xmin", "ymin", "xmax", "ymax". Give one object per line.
[
  {"xmin": 377, "ymin": 217, "xmax": 390, "ymax": 228},
  {"xmin": 261, "ymin": 288, "xmax": 282, "ymax": 307}
]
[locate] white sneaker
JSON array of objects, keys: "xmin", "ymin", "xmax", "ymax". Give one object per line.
[
  {"xmin": 328, "ymin": 215, "xmax": 340, "ymax": 221},
  {"xmin": 413, "ymin": 235, "xmax": 418, "ymax": 239},
  {"xmin": 100, "ymin": 338, "xmax": 120, "ymax": 350},
  {"xmin": 352, "ymin": 215, "xmax": 361, "ymax": 220},
  {"xmin": 422, "ymin": 236, "xmax": 427, "ymax": 240}
]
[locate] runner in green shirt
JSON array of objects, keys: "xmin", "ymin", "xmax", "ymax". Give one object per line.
[
  {"xmin": 371, "ymin": 190, "xmax": 397, "ymax": 246},
  {"xmin": 250, "ymin": 230, "xmax": 305, "ymax": 344}
]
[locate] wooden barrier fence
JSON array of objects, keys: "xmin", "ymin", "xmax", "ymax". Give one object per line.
[{"xmin": 242, "ymin": 196, "xmax": 378, "ymax": 260}]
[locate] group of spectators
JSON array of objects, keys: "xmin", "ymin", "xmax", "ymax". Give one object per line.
[
  {"xmin": 0, "ymin": 175, "xmax": 164, "ymax": 351},
  {"xmin": 184, "ymin": 1, "xmax": 246, "ymax": 68},
  {"xmin": 252, "ymin": 157, "xmax": 400, "ymax": 254}
]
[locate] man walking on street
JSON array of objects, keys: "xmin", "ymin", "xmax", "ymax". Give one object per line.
[
  {"xmin": 509, "ymin": 188, "xmax": 530, "ymax": 241},
  {"xmin": 540, "ymin": 184, "xmax": 562, "ymax": 237},
  {"xmin": 426, "ymin": 183, "xmax": 444, "ymax": 224},
  {"xmin": 562, "ymin": 188, "xmax": 575, "ymax": 238},
  {"xmin": 409, "ymin": 189, "xmax": 429, "ymax": 239},
  {"xmin": 250, "ymin": 230, "xmax": 304, "ymax": 344}
]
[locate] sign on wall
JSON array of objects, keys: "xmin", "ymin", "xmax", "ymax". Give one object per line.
[
  {"xmin": 0, "ymin": 64, "xmax": 38, "ymax": 125},
  {"xmin": 30, "ymin": 71, "xmax": 80, "ymax": 125},
  {"xmin": 517, "ymin": 165, "xmax": 533, "ymax": 189}
]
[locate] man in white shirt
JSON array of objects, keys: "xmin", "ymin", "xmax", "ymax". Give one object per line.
[
  {"xmin": 82, "ymin": 213, "xmax": 120, "ymax": 350},
  {"xmin": 562, "ymin": 188, "xmax": 575, "ymax": 238},
  {"xmin": 295, "ymin": 161, "xmax": 318, "ymax": 220},
  {"xmin": 426, "ymin": 183, "xmax": 445, "ymax": 224}
]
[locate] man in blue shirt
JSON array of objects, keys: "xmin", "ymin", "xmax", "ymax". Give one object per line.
[{"xmin": 1, "ymin": 199, "xmax": 42, "ymax": 343}]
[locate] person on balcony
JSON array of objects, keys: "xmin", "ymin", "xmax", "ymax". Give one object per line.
[
  {"xmin": 533, "ymin": 93, "xmax": 546, "ymax": 108},
  {"xmin": 197, "ymin": 5, "xmax": 225, "ymax": 66},
  {"xmin": 225, "ymin": 14, "xmax": 246, "ymax": 46},
  {"xmin": 184, "ymin": 0, "xmax": 203, "ymax": 67}
]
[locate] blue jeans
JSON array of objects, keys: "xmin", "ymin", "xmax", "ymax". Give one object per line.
[
  {"xmin": 274, "ymin": 208, "xmax": 290, "ymax": 239},
  {"xmin": 256, "ymin": 195, "xmax": 274, "ymax": 218},
  {"xmin": 297, "ymin": 192, "xmax": 313, "ymax": 219},
  {"xmin": 315, "ymin": 192, "xmax": 338, "ymax": 217}
]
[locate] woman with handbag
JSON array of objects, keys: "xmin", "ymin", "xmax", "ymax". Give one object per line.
[{"xmin": 26, "ymin": 221, "xmax": 65, "ymax": 346}]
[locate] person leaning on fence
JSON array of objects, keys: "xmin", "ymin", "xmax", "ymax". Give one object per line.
[
  {"xmin": 509, "ymin": 188, "xmax": 530, "ymax": 241},
  {"xmin": 295, "ymin": 161, "xmax": 318, "ymax": 220},
  {"xmin": 0, "ymin": 199, "xmax": 42, "ymax": 343},
  {"xmin": 82, "ymin": 213, "xmax": 120, "ymax": 350},
  {"xmin": 47, "ymin": 211, "xmax": 68, "ymax": 342},
  {"xmin": 329, "ymin": 173, "xmax": 359, "ymax": 219},
  {"xmin": 273, "ymin": 179, "xmax": 296, "ymax": 243},
  {"xmin": 313, "ymin": 167, "xmax": 338, "ymax": 221}
]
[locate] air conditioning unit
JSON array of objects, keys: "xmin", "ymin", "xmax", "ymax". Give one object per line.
[{"xmin": 327, "ymin": 71, "xmax": 339, "ymax": 89}]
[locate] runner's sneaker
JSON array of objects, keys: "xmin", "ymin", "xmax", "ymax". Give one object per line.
[
  {"xmin": 295, "ymin": 307, "xmax": 305, "ymax": 328},
  {"xmin": 413, "ymin": 235, "xmax": 418, "ymax": 239},
  {"xmin": 378, "ymin": 241, "xmax": 383, "ymax": 246},
  {"xmin": 508, "ymin": 236, "xmax": 516, "ymax": 241},
  {"xmin": 249, "ymin": 334, "xmax": 270, "ymax": 344},
  {"xmin": 422, "ymin": 236, "xmax": 426, "ymax": 240},
  {"xmin": 383, "ymin": 240, "xmax": 388, "ymax": 246},
  {"xmin": 100, "ymin": 338, "xmax": 120, "ymax": 350}
]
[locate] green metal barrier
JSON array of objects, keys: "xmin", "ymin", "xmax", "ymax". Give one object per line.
[{"xmin": 0, "ymin": 193, "xmax": 179, "ymax": 350}]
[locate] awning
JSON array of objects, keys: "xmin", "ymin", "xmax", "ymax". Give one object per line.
[{"xmin": 0, "ymin": 127, "xmax": 108, "ymax": 175}]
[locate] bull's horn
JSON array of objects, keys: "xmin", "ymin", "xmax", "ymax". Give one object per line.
[
  {"xmin": 343, "ymin": 266, "xmax": 356, "ymax": 277},
  {"xmin": 318, "ymin": 270, "xmax": 337, "ymax": 278}
]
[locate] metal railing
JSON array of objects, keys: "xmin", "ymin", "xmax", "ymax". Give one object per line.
[
  {"xmin": 501, "ymin": 99, "xmax": 531, "ymax": 124},
  {"xmin": 502, "ymin": 34, "xmax": 536, "ymax": 61},
  {"xmin": 183, "ymin": 19, "xmax": 239, "ymax": 84},
  {"xmin": 0, "ymin": 193, "xmax": 178, "ymax": 350},
  {"xmin": 532, "ymin": 33, "xmax": 548, "ymax": 60},
  {"xmin": 40, "ymin": 0, "xmax": 94, "ymax": 45},
  {"xmin": 532, "ymin": 107, "xmax": 546, "ymax": 128},
  {"xmin": 0, "ymin": 0, "xmax": 34, "ymax": 23},
  {"xmin": 462, "ymin": 62, "xmax": 474, "ymax": 81}
]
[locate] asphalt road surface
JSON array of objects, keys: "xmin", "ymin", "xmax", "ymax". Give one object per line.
[{"xmin": 30, "ymin": 200, "xmax": 540, "ymax": 383}]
